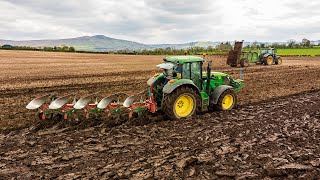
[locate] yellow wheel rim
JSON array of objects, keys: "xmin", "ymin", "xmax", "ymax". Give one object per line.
[
  {"xmin": 267, "ymin": 57, "xmax": 273, "ymax": 64},
  {"xmin": 222, "ymin": 94, "xmax": 234, "ymax": 110},
  {"xmin": 278, "ymin": 58, "xmax": 282, "ymax": 65},
  {"xmin": 174, "ymin": 95, "xmax": 194, "ymax": 117}
]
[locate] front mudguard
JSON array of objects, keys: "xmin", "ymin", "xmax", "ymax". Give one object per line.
[
  {"xmin": 275, "ymin": 55, "xmax": 281, "ymax": 60},
  {"xmin": 210, "ymin": 85, "xmax": 234, "ymax": 104},
  {"xmin": 230, "ymin": 79, "xmax": 244, "ymax": 93}
]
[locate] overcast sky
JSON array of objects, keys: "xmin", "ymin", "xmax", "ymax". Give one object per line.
[{"xmin": 0, "ymin": 0, "xmax": 319, "ymax": 44}]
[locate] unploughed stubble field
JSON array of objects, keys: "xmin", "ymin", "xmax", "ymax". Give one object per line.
[{"xmin": 0, "ymin": 50, "xmax": 319, "ymax": 130}]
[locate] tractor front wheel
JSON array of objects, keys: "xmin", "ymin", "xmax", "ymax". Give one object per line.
[
  {"xmin": 276, "ymin": 57, "xmax": 282, "ymax": 65},
  {"xmin": 264, "ymin": 56, "xmax": 273, "ymax": 65},
  {"xmin": 163, "ymin": 87, "xmax": 200, "ymax": 120},
  {"xmin": 215, "ymin": 89, "xmax": 237, "ymax": 111}
]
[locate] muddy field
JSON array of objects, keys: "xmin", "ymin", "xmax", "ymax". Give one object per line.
[
  {"xmin": 0, "ymin": 89, "xmax": 319, "ymax": 179},
  {"xmin": 0, "ymin": 50, "xmax": 320, "ymax": 179},
  {"xmin": 1, "ymin": 50, "xmax": 320, "ymax": 130}
]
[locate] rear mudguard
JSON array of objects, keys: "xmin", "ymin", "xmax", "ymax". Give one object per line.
[
  {"xmin": 263, "ymin": 54, "xmax": 270, "ymax": 58},
  {"xmin": 162, "ymin": 79, "xmax": 200, "ymax": 94},
  {"xmin": 210, "ymin": 85, "xmax": 234, "ymax": 104}
]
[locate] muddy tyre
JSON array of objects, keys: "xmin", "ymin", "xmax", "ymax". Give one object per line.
[
  {"xmin": 214, "ymin": 89, "xmax": 237, "ymax": 111},
  {"xmin": 162, "ymin": 86, "xmax": 200, "ymax": 120},
  {"xmin": 264, "ymin": 56, "xmax": 273, "ymax": 65},
  {"xmin": 275, "ymin": 57, "xmax": 282, "ymax": 65}
]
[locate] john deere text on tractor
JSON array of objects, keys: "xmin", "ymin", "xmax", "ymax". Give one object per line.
[
  {"xmin": 27, "ymin": 56, "xmax": 244, "ymax": 121},
  {"xmin": 227, "ymin": 41, "xmax": 283, "ymax": 67}
]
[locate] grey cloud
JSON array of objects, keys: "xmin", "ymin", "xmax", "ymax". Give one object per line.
[
  {"xmin": 145, "ymin": 0, "xmax": 216, "ymax": 14},
  {"xmin": 0, "ymin": 0, "xmax": 319, "ymax": 43},
  {"xmin": 277, "ymin": 1, "xmax": 320, "ymax": 19},
  {"xmin": 2, "ymin": 0, "xmax": 95, "ymax": 17}
]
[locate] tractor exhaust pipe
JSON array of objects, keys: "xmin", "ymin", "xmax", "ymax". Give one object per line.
[{"xmin": 206, "ymin": 61, "xmax": 212, "ymax": 95}]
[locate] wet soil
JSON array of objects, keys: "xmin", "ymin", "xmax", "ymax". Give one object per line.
[
  {"xmin": 1, "ymin": 51, "xmax": 320, "ymax": 130},
  {"xmin": 0, "ymin": 90, "xmax": 319, "ymax": 179}
]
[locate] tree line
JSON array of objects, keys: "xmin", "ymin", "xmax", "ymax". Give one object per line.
[
  {"xmin": 114, "ymin": 42, "xmax": 233, "ymax": 55},
  {"xmin": 245, "ymin": 38, "xmax": 320, "ymax": 50},
  {"xmin": 0, "ymin": 45, "xmax": 76, "ymax": 52}
]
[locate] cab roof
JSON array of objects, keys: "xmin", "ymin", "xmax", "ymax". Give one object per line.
[{"xmin": 164, "ymin": 56, "xmax": 204, "ymax": 63}]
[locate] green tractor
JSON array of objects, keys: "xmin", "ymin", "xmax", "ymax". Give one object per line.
[
  {"xmin": 258, "ymin": 48, "xmax": 283, "ymax": 65},
  {"xmin": 227, "ymin": 41, "xmax": 283, "ymax": 67},
  {"xmin": 147, "ymin": 56, "xmax": 244, "ymax": 119},
  {"xmin": 27, "ymin": 56, "xmax": 244, "ymax": 121}
]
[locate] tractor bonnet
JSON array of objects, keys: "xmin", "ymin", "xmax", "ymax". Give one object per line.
[{"xmin": 156, "ymin": 62, "xmax": 175, "ymax": 70}]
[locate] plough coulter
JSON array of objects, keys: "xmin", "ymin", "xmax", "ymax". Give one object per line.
[{"xmin": 27, "ymin": 56, "xmax": 244, "ymax": 122}]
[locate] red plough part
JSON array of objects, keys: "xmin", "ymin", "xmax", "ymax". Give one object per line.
[{"xmin": 27, "ymin": 87, "xmax": 157, "ymax": 123}]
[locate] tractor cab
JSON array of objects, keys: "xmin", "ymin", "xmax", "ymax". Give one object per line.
[
  {"xmin": 260, "ymin": 48, "xmax": 275, "ymax": 55},
  {"xmin": 163, "ymin": 56, "xmax": 203, "ymax": 89}
]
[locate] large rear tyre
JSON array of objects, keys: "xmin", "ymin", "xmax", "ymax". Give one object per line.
[
  {"xmin": 162, "ymin": 87, "xmax": 200, "ymax": 120},
  {"xmin": 264, "ymin": 56, "xmax": 273, "ymax": 65},
  {"xmin": 275, "ymin": 57, "xmax": 282, "ymax": 65},
  {"xmin": 240, "ymin": 58, "xmax": 249, "ymax": 67},
  {"xmin": 214, "ymin": 89, "xmax": 237, "ymax": 111}
]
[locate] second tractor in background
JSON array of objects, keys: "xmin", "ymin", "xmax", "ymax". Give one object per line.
[{"xmin": 227, "ymin": 41, "xmax": 283, "ymax": 67}]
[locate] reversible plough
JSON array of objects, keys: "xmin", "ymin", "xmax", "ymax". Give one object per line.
[{"xmin": 26, "ymin": 90, "xmax": 156, "ymax": 121}]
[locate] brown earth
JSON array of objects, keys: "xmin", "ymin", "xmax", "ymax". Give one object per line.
[
  {"xmin": 0, "ymin": 89, "xmax": 319, "ymax": 179},
  {"xmin": 0, "ymin": 50, "xmax": 320, "ymax": 130},
  {"xmin": 0, "ymin": 50, "xmax": 320, "ymax": 179}
]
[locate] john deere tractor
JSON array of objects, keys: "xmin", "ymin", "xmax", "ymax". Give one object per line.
[
  {"xmin": 148, "ymin": 56, "xmax": 244, "ymax": 119},
  {"xmin": 27, "ymin": 56, "xmax": 244, "ymax": 121},
  {"xmin": 259, "ymin": 48, "xmax": 282, "ymax": 65}
]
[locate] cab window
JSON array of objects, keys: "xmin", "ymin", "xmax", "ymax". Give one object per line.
[{"xmin": 182, "ymin": 63, "xmax": 191, "ymax": 79}]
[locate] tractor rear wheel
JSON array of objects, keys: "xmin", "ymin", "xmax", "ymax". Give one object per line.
[
  {"xmin": 240, "ymin": 58, "xmax": 249, "ymax": 67},
  {"xmin": 215, "ymin": 89, "xmax": 237, "ymax": 111},
  {"xmin": 162, "ymin": 86, "xmax": 200, "ymax": 120},
  {"xmin": 264, "ymin": 56, "xmax": 273, "ymax": 65},
  {"xmin": 275, "ymin": 57, "xmax": 282, "ymax": 65}
]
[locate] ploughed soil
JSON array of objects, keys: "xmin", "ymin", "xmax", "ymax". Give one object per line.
[
  {"xmin": 0, "ymin": 50, "xmax": 320, "ymax": 130},
  {"xmin": 0, "ymin": 51, "xmax": 320, "ymax": 179},
  {"xmin": 0, "ymin": 90, "xmax": 319, "ymax": 179}
]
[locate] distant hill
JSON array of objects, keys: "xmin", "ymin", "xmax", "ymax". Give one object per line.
[
  {"xmin": 0, "ymin": 35, "xmax": 220, "ymax": 52},
  {"xmin": 1, "ymin": 35, "xmax": 317, "ymax": 51},
  {"xmin": 0, "ymin": 35, "xmax": 149, "ymax": 51}
]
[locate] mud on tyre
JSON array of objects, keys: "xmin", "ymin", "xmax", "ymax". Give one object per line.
[
  {"xmin": 275, "ymin": 57, "xmax": 282, "ymax": 65},
  {"xmin": 214, "ymin": 89, "xmax": 237, "ymax": 111},
  {"xmin": 162, "ymin": 86, "xmax": 200, "ymax": 120},
  {"xmin": 264, "ymin": 56, "xmax": 274, "ymax": 65}
]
